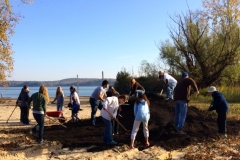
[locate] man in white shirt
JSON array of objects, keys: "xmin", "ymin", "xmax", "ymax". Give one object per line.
[
  {"xmin": 89, "ymin": 80, "xmax": 109, "ymax": 126},
  {"xmin": 159, "ymin": 70, "xmax": 177, "ymax": 100}
]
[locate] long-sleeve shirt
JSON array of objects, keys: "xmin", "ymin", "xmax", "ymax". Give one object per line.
[
  {"xmin": 134, "ymin": 100, "xmax": 150, "ymax": 122},
  {"xmin": 16, "ymin": 89, "xmax": 30, "ymax": 107},
  {"xmin": 209, "ymin": 91, "xmax": 229, "ymax": 113},
  {"xmin": 130, "ymin": 82, "xmax": 145, "ymax": 96},
  {"xmin": 28, "ymin": 92, "xmax": 47, "ymax": 114},
  {"xmin": 174, "ymin": 77, "xmax": 198, "ymax": 102},
  {"xmin": 53, "ymin": 93, "xmax": 64, "ymax": 106},
  {"xmin": 100, "ymin": 96, "xmax": 119, "ymax": 121}
]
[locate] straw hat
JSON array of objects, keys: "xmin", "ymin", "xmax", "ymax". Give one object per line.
[{"xmin": 207, "ymin": 86, "xmax": 217, "ymax": 93}]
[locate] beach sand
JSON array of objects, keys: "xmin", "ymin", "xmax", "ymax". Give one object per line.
[{"xmin": 0, "ymin": 97, "xmax": 183, "ymax": 160}]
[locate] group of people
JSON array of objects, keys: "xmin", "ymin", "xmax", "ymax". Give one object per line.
[
  {"xmin": 16, "ymin": 70, "xmax": 229, "ymax": 145},
  {"xmin": 128, "ymin": 70, "xmax": 229, "ymax": 137},
  {"xmin": 89, "ymin": 80, "xmax": 150, "ymax": 148}
]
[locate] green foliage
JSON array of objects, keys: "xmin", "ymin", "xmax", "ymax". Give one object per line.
[
  {"xmin": 158, "ymin": 0, "xmax": 240, "ymax": 88},
  {"xmin": 114, "ymin": 68, "xmax": 131, "ymax": 94}
]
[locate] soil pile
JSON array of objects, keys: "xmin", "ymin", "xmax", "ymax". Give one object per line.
[{"xmin": 1, "ymin": 94, "xmax": 239, "ymax": 153}]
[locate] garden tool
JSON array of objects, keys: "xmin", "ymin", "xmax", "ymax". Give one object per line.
[
  {"xmin": 6, "ymin": 104, "xmax": 18, "ymax": 123},
  {"xmin": 103, "ymin": 108, "xmax": 128, "ymax": 131}
]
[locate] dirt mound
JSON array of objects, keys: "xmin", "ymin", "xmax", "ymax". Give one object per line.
[{"xmin": 1, "ymin": 94, "xmax": 240, "ymax": 152}]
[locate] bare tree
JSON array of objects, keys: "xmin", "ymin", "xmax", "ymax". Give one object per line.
[{"xmin": 158, "ymin": 0, "xmax": 240, "ymax": 88}]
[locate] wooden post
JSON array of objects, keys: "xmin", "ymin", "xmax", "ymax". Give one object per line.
[{"xmin": 102, "ymin": 71, "xmax": 104, "ymax": 80}]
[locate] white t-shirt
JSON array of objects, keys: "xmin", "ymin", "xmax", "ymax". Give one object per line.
[
  {"xmin": 164, "ymin": 73, "xmax": 177, "ymax": 84},
  {"xmin": 100, "ymin": 96, "xmax": 119, "ymax": 121},
  {"xmin": 91, "ymin": 86, "xmax": 106, "ymax": 100},
  {"xmin": 70, "ymin": 92, "xmax": 80, "ymax": 105}
]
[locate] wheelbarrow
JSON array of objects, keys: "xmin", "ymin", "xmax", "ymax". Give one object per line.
[{"xmin": 46, "ymin": 111, "xmax": 67, "ymax": 128}]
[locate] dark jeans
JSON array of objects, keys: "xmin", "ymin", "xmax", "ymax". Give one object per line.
[
  {"xmin": 112, "ymin": 109, "xmax": 119, "ymax": 134},
  {"xmin": 20, "ymin": 107, "xmax": 24, "ymax": 122},
  {"xmin": 32, "ymin": 113, "xmax": 45, "ymax": 141},
  {"xmin": 217, "ymin": 112, "xmax": 227, "ymax": 134},
  {"xmin": 89, "ymin": 97, "xmax": 102, "ymax": 124},
  {"xmin": 102, "ymin": 117, "xmax": 113, "ymax": 143},
  {"xmin": 21, "ymin": 107, "xmax": 30, "ymax": 124}
]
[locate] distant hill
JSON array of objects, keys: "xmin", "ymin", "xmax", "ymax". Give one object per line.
[{"xmin": 6, "ymin": 78, "xmax": 116, "ymax": 87}]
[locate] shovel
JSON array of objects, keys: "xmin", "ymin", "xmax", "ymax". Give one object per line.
[
  {"xmin": 103, "ymin": 108, "xmax": 128, "ymax": 131},
  {"xmin": 6, "ymin": 104, "xmax": 18, "ymax": 123}
]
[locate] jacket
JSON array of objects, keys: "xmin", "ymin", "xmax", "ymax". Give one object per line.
[
  {"xmin": 130, "ymin": 82, "xmax": 145, "ymax": 96},
  {"xmin": 16, "ymin": 89, "xmax": 30, "ymax": 107},
  {"xmin": 28, "ymin": 92, "xmax": 47, "ymax": 114},
  {"xmin": 209, "ymin": 91, "xmax": 229, "ymax": 113},
  {"xmin": 134, "ymin": 100, "xmax": 150, "ymax": 122}
]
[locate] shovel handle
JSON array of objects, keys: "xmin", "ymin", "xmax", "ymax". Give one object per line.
[{"xmin": 104, "ymin": 108, "xmax": 128, "ymax": 131}]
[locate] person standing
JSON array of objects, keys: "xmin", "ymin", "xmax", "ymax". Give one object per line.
[
  {"xmin": 69, "ymin": 86, "xmax": 81, "ymax": 120},
  {"xmin": 158, "ymin": 70, "xmax": 177, "ymax": 100},
  {"xmin": 16, "ymin": 85, "xmax": 30, "ymax": 125},
  {"xmin": 89, "ymin": 80, "xmax": 109, "ymax": 126},
  {"xmin": 130, "ymin": 93, "xmax": 150, "ymax": 149},
  {"xmin": 52, "ymin": 86, "xmax": 64, "ymax": 117},
  {"xmin": 173, "ymin": 72, "xmax": 199, "ymax": 134},
  {"xmin": 129, "ymin": 78, "xmax": 145, "ymax": 98},
  {"xmin": 100, "ymin": 91, "xmax": 126, "ymax": 145},
  {"xmin": 28, "ymin": 85, "xmax": 49, "ymax": 144},
  {"xmin": 207, "ymin": 86, "xmax": 229, "ymax": 137}
]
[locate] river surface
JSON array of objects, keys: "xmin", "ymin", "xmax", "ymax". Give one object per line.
[{"xmin": 0, "ymin": 86, "xmax": 97, "ymax": 98}]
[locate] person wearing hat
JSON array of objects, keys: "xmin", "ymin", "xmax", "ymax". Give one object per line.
[
  {"xmin": 158, "ymin": 70, "xmax": 177, "ymax": 100},
  {"xmin": 173, "ymin": 72, "xmax": 199, "ymax": 134},
  {"xmin": 89, "ymin": 80, "xmax": 109, "ymax": 126},
  {"xmin": 207, "ymin": 86, "xmax": 229, "ymax": 137}
]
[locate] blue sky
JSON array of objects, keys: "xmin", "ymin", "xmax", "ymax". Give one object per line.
[{"xmin": 9, "ymin": 0, "xmax": 202, "ymax": 81}]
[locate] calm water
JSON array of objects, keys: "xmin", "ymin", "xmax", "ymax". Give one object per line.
[{"xmin": 0, "ymin": 86, "xmax": 98, "ymax": 98}]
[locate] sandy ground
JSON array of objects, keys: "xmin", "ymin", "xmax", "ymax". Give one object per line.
[{"xmin": 0, "ymin": 97, "xmax": 184, "ymax": 160}]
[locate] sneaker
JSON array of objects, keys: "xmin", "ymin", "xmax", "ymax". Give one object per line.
[
  {"xmin": 165, "ymin": 98, "xmax": 169, "ymax": 101},
  {"xmin": 219, "ymin": 133, "xmax": 227, "ymax": 138},
  {"xmin": 38, "ymin": 139, "xmax": 44, "ymax": 144},
  {"xmin": 107, "ymin": 141, "xmax": 117, "ymax": 145}
]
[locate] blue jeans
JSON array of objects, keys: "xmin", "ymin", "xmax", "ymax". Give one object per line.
[
  {"xmin": 32, "ymin": 113, "xmax": 45, "ymax": 141},
  {"xmin": 135, "ymin": 89, "xmax": 145, "ymax": 98},
  {"xmin": 166, "ymin": 83, "xmax": 176, "ymax": 100},
  {"xmin": 57, "ymin": 105, "xmax": 63, "ymax": 116},
  {"xmin": 102, "ymin": 117, "xmax": 113, "ymax": 143},
  {"xmin": 89, "ymin": 97, "xmax": 101, "ymax": 124},
  {"xmin": 174, "ymin": 100, "xmax": 187, "ymax": 131}
]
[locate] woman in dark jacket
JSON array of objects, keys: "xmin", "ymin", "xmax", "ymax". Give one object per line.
[
  {"xmin": 16, "ymin": 85, "xmax": 30, "ymax": 125},
  {"xmin": 129, "ymin": 78, "xmax": 145, "ymax": 98},
  {"xmin": 207, "ymin": 86, "xmax": 229, "ymax": 137}
]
